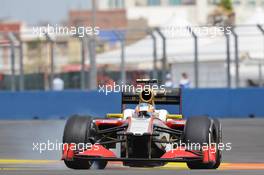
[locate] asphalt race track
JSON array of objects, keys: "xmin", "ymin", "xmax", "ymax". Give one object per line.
[{"xmin": 0, "ymin": 119, "xmax": 264, "ymax": 175}]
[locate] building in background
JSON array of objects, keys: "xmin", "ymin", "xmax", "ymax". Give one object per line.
[
  {"xmin": 69, "ymin": 9, "xmax": 127, "ymax": 29},
  {"xmin": 0, "ymin": 22, "xmax": 21, "ymax": 74},
  {"xmin": 97, "ymin": 0, "xmax": 195, "ymax": 8},
  {"xmin": 92, "ymin": 0, "xmax": 264, "ymax": 25},
  {"xmin": 1, "ymin": 0, "xmax": 264, "ymax": 89}
]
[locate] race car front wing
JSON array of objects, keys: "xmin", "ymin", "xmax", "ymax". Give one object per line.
[{"xmin": 62, "ymin": 144, "xmax": 216, "ymax": 164}]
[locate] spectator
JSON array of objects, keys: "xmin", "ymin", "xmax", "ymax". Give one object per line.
[
  {"xmin": 53, "ymin": 76, "xmax": 64, "ymax": 91},
  {"xmin": 165, "ymin": 73, "xmax": 174, "ymax": 88},
  {"xmin": 179, "ymin": 72, "xmax": 190, "ymax": 88},
  {"xmin": 0, "ymin": 73, "xmax": 4, "ymax": 90}
]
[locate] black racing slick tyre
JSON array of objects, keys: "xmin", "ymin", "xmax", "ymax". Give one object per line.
[
  {"xmin": 212, "ymin": 118, "xmax": 222, "ymax": 169},
  {"xmin": 63, "ymin": 115, "xmax": 93, "ymax": 169},
  {"xmin": 92, "ymin": 161, "xmax": 108, "ymax": 169},
  {"xmin": 184, "ymin": 116, "xmax": 222, "ymax": 169}
]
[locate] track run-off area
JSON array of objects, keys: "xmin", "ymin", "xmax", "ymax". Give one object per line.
[{"xmin": 0, "ymin": 119, "xmax": 264, "ymax": 175}]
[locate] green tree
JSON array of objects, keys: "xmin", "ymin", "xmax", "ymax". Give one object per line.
[{"xmin": 220, "ymin": 0, "xmax": 233, "ymax": 11}]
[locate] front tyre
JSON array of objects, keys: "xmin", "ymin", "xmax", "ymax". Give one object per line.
[
  {"xmin": 212, "ymin": 118, "xmax": 222, "ymax": 169},
  {"xmin": 63, "ymin": 115, "xmax": 93, "ymax": 169},
  {"xmin": 92, "ymin": 161, "xmax": 108, "ymax": 169},
  {"xmin": 184, "ymin": 116, "xmax": 222, "ymax": 169}
]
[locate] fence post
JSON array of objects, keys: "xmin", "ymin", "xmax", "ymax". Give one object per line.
[
  {"xmin": 120, "ymin": 36, "xmax": 126, "ymax": 84},
  {"xmin": 88, "ymin": 0, "xmax": 98, "ymax": 90},
  {"xmin": 19, "ymin": 41, "xmax": 24, "ymax": 91},
  {"xmin": 257, "ymin": 24, "xmax": 264, "ymax": 87},
  {"xmin": 80, "ymin": 37, "xmax": 86, "ymax": 90},
  {"xmin": 114, "ymin": 31, "xmax": 126, "ymax": 84},
  {"xmin": 148, "ymin": 29, "xmax": 158, "ymax": 79},
  {"xmin": 258, "ymin": 61, "xmax": 263, "ymax": 87},
  {"xmin": 224, "ymin": 30, "xmax": 231, "ymax": 88},
  {"xmin": 231, "ymin": 27, "xmax": 240, "ymax": 88},
  {"xmin": 8, "ymin": 33, "xmax": 16, "ymax": 92},
  {"xmin": 45, "ymin": 33, "xmax": 54, "ymax": 90},
  {"xmin": 155, "ymin": 28, "xmax": 167, "ymax": 84},
  {"xmin": 187, "ymin": 26, "xmax": 199, "ymax": 88},
  {"xmin": 88, "ymin": 37, "xmax": 97, "ymax": 90}
]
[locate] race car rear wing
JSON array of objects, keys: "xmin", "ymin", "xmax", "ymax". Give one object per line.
[{"xmin": 121, "ymin": 88, "xmax": 182, "ymax": 113}]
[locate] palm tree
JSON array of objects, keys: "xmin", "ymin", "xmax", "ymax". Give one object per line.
[
  {"xmin": 220, "ymin": 0, "xmax": 233, "ymax": 11},
  {"xmin": 208, "ymin": 0, "xmax": 235, "ymax": 26}
]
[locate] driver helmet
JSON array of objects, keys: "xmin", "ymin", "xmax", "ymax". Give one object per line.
[{"xmin": 135, "ymin": 103, "xmax": 154, "ymax": 118}]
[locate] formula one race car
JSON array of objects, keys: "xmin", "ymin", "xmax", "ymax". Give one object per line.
[{"xmin": 62, "ymin": 79, "xmax": 222, "ymax": 169}]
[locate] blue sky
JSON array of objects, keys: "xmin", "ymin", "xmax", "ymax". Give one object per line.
[{"xmin": 0, "ymin": 0, "xmax": 92, "ymax": 25}]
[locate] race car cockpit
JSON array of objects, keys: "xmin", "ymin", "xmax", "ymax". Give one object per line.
[{"xmin": 134, "ymin": 103, "xmax": 154, "ymax": 118}]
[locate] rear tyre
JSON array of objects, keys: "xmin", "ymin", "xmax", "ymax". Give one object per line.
[
  {"xmin": 184, "ymin": 116, "xmax": 221, "ymax": 169},
  {"xmin": 63, "ymin": 115, "xmax": 93, "ymax": 169}
]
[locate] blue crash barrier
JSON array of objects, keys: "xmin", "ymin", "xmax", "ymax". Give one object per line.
[
  {"xmin": 0, "ymin": 90, "xmax": 121, "ymax": 119},
  {"xmin": 0, "ymin": 88, "xmax": 263, "ymax": 119},
  {"xmin": 182, "ymin": 88, "xmax": 264, "ymax": 118}
]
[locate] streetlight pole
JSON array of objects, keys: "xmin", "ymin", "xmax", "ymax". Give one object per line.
[{"xmin": 89, "ymin": 0, "xmax": 97, "ymax": 90}]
